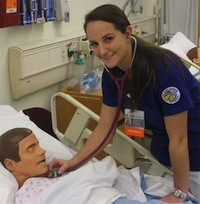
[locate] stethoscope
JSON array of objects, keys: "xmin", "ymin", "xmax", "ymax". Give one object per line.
[{"xmin": 65, "ymin": 36, "xmax": 137, "ymax": 172}]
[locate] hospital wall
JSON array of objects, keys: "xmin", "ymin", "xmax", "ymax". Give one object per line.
[{"xmin": 0, "ymin": 0, "xmax": 126, "ymax": 111}]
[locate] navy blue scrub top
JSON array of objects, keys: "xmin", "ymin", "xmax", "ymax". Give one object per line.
[{"xmin": 102, "ymin": 56, "xmax": 200, "ymax": 171}]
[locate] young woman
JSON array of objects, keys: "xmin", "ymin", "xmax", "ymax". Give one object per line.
[{"xmin": 49, "ymin": 4, "xmax": 200, "ymax": 202}]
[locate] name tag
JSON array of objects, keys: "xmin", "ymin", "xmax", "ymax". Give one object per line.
[{"xmin": 125, "ymin": 109, "xmax": 145, "ymax": 137}]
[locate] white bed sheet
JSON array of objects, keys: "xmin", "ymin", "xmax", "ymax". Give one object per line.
[
  {"xmin": 0, "ymin": 105, "xmax": 146, "ymax": 204},
  {"xmin": 0, "ymin": 105, "xmax": 199, "ymax": 204}
]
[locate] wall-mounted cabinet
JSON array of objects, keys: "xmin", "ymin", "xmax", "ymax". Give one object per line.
[{"xmin": 8, "ymin": 37, "xmax": 75, "ymax": 99}]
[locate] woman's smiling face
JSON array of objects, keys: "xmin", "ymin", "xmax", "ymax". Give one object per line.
[{"xmin": 86, "ymin": 20, "xmax": 133, "ymax": 71}]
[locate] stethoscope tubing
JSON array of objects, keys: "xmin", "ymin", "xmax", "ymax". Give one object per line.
[
  {"xmin": 65, "ymin": 72, "xmax": 128, "ymax": 172},
  {"xmin": 65, "ymin": 36, "xmax": 137, "ymax": 172}
]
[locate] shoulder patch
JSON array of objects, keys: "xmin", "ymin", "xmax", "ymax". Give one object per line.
[{"xmin": 162, "ymin": 86, "xmax": 181, "ymax": 104}]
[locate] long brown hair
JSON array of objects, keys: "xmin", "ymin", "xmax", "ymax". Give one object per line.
[
  {"xmin": 84, "ymin": 4, "xmax": 184, "ymax": 110},
  {"xmin": 128, "ymin": 36, "xmax": 184, "ymax": 110},
  {"xmin": 84, "ymin": 4, "xmax": 130, "ymax": 34}
]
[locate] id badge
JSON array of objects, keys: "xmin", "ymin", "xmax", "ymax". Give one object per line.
[{"xmin": 125, "ymin": 109, "xmax": 145, "ymax": 137}]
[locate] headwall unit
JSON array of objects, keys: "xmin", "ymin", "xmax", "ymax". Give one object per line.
[{"xmin": 8, "ymin": 37, "xmax": 77, "ymax": 99}]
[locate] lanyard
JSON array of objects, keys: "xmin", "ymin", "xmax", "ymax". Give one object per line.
[{"xmin": 66, "ymin": 36, "xmax": 137, "ymax": 172}]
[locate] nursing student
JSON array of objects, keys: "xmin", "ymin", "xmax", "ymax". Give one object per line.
[{"xmin": 49, "ymin": 4, "xmax": 200, "ymax": 202}]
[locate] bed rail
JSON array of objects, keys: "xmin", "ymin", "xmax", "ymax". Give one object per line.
[{"xmin": 51, "ymin": 92, "xmax": 173, "ymax": 177}]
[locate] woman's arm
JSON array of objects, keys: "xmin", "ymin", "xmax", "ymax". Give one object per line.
[
  {"xmin": 49, "ymin": 104, "xmax": 118, "ymax": 173},
  {"xmin": 160, "ymin": 111, "xmax": 189, "ymax": 203}
]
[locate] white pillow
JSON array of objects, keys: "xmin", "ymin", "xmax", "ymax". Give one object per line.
[
  {"xmin": 0, "ymin": 106, "xmax": 76, "ymax": 204},
  {"xmin": 160, "ymin": 32, "xmax": 196, "ymax": 60},
  {"xmin": 0, "ymin": 105, "xmax": 18, "ymax": 117},
  {"xmin": 0, "ymin": 163, "xmax": 18, "ymax": 204}
]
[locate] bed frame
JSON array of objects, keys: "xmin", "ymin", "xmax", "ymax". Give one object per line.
[{"xmin": 51, "ymin": 92, "xmax": 173, "ymax": 177}]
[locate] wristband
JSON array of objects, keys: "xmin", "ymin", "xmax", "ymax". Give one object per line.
[{"xmin": 172, "ymin": 188, "xmax": 187, "ymax": 199}]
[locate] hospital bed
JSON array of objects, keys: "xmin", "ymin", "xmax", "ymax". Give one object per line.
[{"xmin": 0, "ymin": 105, "xmax": 199, "ymax": 204}]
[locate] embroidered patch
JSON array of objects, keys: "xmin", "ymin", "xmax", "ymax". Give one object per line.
[{"xmin": 162, "ymin": 86, "xmax": 181, "ymax": 104}]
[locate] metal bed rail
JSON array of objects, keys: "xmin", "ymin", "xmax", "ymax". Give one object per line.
[{"xmin": 51, "ymin": 92, "xmax": 173, "ymax": 177}]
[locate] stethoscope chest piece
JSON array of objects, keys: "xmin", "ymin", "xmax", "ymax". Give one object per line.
[{"xmin": 50, "ymin": 167, "xmax": 62, "ymax": 178}]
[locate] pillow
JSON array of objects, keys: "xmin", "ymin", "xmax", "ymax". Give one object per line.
[
  {"xmin": 0, "ymin": 105, "xmax": 76, "ymax": 204},
  {"xmin": 0, "ymin": 163, "xmax": 18, "ymax": 204},
  {"xmin": 0, "ymin": 105, "xmax": 18, "ymax": 117},
  {"xmin": 160, "ymin": 32, "xmax": 196, "ymax": 60}
]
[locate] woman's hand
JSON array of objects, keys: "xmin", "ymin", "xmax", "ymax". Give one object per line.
[
  {"xmin": 48, "ymin": 158, "xmax": 73, "ymax": 175},
  {"xmin": 160, "ymin": 192, "xmax": 185, "ymax": 203}
]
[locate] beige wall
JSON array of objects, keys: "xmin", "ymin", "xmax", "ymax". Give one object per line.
[
  {"xmin": 0, "ymin": 0, "xmax": 124, "ymax": 111},
  {"xmin": 0, "ymin": 0, "xmax": 158, "ymax": 111},
  {"xmin": 199, "ymin": 0, "xmax": 200, "ymax": 45}
]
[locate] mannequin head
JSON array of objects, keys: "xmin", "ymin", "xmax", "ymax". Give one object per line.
[{"xmin": 0, "ymin": 128, "xmax": 48, "ymax": 187}]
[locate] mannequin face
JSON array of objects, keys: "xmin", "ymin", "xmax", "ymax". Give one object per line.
[{"xmin": 8, "ymin": 133, "xmax": 48, "ymax": 178}]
